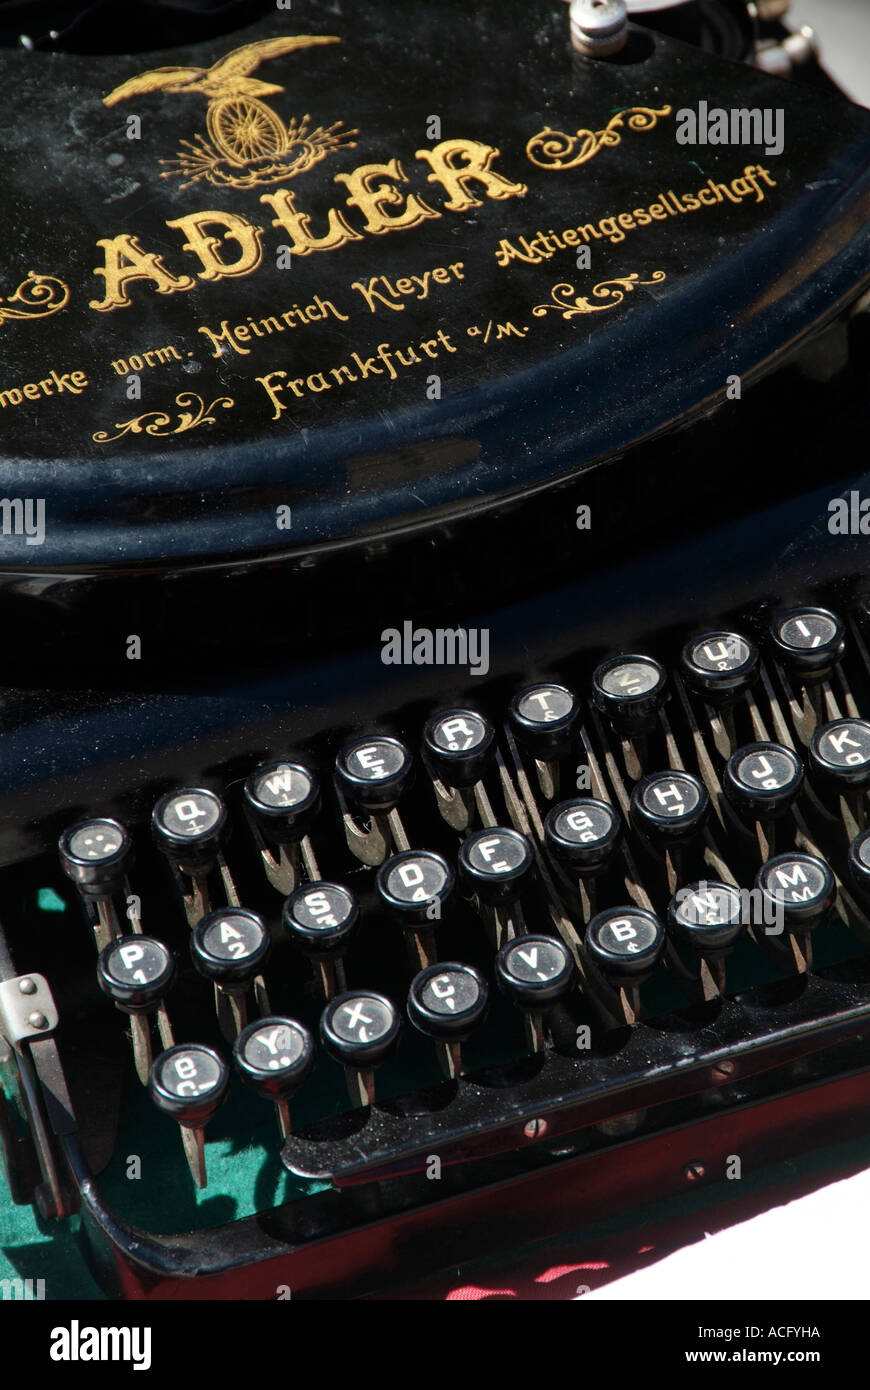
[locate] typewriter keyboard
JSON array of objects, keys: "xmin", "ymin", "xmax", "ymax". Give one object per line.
[{"xmin": 6, "ymin": 597, "xmax": 870, "ymax": 1252}]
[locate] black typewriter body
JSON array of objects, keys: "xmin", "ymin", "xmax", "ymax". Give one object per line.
[{"xmin": 2, "ymin": 0, "xmax": 870, "ymax": 1301}]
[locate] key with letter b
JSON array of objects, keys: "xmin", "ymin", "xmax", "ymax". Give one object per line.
[{"xmin": 581, "ymin": 906, "xmax": 665, "ymax": 1026}]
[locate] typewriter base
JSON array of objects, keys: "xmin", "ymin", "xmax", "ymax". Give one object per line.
[{"xmin": 64, "ymin": 1036, "xmax": 870, "ymax": 1300}]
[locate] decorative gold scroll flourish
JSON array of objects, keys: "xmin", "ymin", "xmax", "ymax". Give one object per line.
[
  {"xmin": 93, "ymin": 392, "xmax": 235, "ymax": 444},
  {"xmin": 0, "ymin": 271, "xmax": 70, "ymax": 328},
  {"xmin": 526, "ymin": 105, "xmax": 672, "ymax": 171},
  {"xmin": 533, "ymin": 271, "xmax": 667, "ymax": 320}
]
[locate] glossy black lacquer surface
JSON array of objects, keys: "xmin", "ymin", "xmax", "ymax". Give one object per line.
[{"xmin": 0, "ymin": 0, "xmax": 869, "ymax": 574}]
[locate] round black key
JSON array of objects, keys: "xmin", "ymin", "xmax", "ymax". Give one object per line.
[
  {"xmin": 152, "ymin": 787, "xmax": 227, "ymax": 870},
  {"xmin": 723, "ymin": 742, "xmax": 804, "ymax": 819},
  {"xmin": 848, "ymin": 829, "xmax": 870, "ymax": 900},
  {"xmin": 680, "ymin": 631, "xmax": 759, "ymax": 702},
  {"xmin": 583, "ymin": 907, "xmax": 665, "ymax": 984},
  {"xmin": 508, "ymin": 683, "xmax": 580, "ymax": 758},
  {"xmin": 630, "ymin": 771, "xmax": 709, "ymax": 843},
  {"xmin": 335, "ymin": 736, "xmax": 414, "ymax": 812},
  {"xmin": 809, "ymin": 719, "xmax": 870, "ymax": 789},
  {"xmin": 496, "ymin": 935, "xmax": 576, "ymax": 1009},
  {"xmin": 376, "ymin": 850, "xmax": 455, "ymax": 928},
  {"xmin": 422, "ymin": 709, "xmax": 496, "ymax": 788},
  {"xmin": 591, "ymin": 655, "xmax": 667, "ymax": 729},
  {"xmin": 282, "ymin": 882, "xmax": 359, "ymax": 957},
  {"xmin": 59, "ymin": 818, "xmax": 132, "ymax": 896},
  {"xmin": 407, "ymin": 963, "xmax": 489, "ymax": 1040},
  {"xmin": 97, "ymin": 935, "xmax": 175, "ymax": 1014},
  {"xmin": 756, "ymin": 853, "xmax": 836, "ymax": 930},
  {"xmin": 320, "ymin": 991, "xmax": 402, "ymax": 1067},
  {"xmin": 667, "ymin": 882, "xmax": 744, "ymax": 956},
  {"xmin": 544, "ymin": 798, "xmax": 622, "ymax": 874},
  {"xmin": 770, "ymin": 607, "xmax": 845, "ymax": 676},
  {"xmin": 233, "ymin": 1017, "xmax": 315, "ymax": 1103},
  {"xmin": 148, "ymin": 1044, "xmax": 229, "ymax": 1127},
  {"xmin": 190, "ymin": 908, "xmax": 271, "ymax": 986},
  {"xmin": 458, "ymin": 827, "xmax": 535, "ymax": 904},
  {"xmin": 244, "ymin": 761, "xmax": 320, "ymax": 844}
]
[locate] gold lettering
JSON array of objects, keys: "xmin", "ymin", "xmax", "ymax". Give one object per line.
[
  {"xmin": 260, "ymin": 188, "xmax": 362, "ymax": 255},
  {"xmin": 165, "ymin": 210, "xmax": 264, "ymax": 283},
  {"xmin": 90, "ymin": 234, "xmax": 195, "ymax": 312},
  {"xmin": 335, "ymin": 159, "xmax": 440, "ymax": 235},
  {"xmin": 415, "ymin": 139, "xmax": 527, "ymax": 213}
]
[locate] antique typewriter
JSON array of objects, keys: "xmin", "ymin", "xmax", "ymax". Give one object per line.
[{"xmin": 2, "ymin": 0, "xmax": 870, "ymax": 1301}]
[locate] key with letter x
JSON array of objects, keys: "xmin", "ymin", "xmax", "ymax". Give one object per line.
[{"xmin": 320, "ymin": 990, "xmax": 401, "ymax": 1106}]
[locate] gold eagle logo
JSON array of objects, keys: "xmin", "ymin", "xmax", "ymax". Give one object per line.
[{"xmin": 103, "ymin": 35, "xmax": 358, "ymax": 189}]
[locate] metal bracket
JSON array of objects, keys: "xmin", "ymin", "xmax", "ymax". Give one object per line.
[{"xmin": 0, "ymin": 974, "xmax": 58, "ymax": 1044}]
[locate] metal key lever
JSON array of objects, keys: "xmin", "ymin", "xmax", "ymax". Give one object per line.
[
  {"xmin": 191, "ymin": 909, "xmax": 271, "ymax": 1043},
  {"xmin": 592, "ymin": 655, "xmax": 669, "ymax": 782},
  {"xmin": 148, "ymin": 1044, "xmax": 229, "ymax": 1189},
  {"xmin": 152, "ymin": 788, "xmax": 229, "ymax": 926},
  {"xmin": 408, "ymin": 963, "xmax": 489, "ymax": 1080},
  {"xmin": 335, "ymin": 736, "xmax": 414, "ymax": 866},
  {"xmin": 508, "ymin": 682, "xmax": 580, "ymax": 801},
  {"xmin": 458, "ymin": 826, "xmax": 535, "ymax": 947},
  {"xmin": 97, "ymin": 936, "xmax": 176, "ymax": 1085},
  {"xmin": 58, "ymin": 818, "xmax": 134, "ymax": 951},
  {"xmin": 0, "ymin": 971, "xmax": 76, "ymax": 1218},
  {"xmin": 423, "ymin": 708, "xmax": 498, "ymax": 830},
  {"xmin": 244, "ymin": 760, "xmax": 322, "ymax": 895},
  {"xmin": 234, "ymin": 1017, "xmax": 315, "ymax": 1140},
  {"xmin": 376, "ymin": 849, "xmax": 454, "ymax": 972},
  {"xmin": 496, "ymin": 935, "xmax": 576, "ymax": 1055}
]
